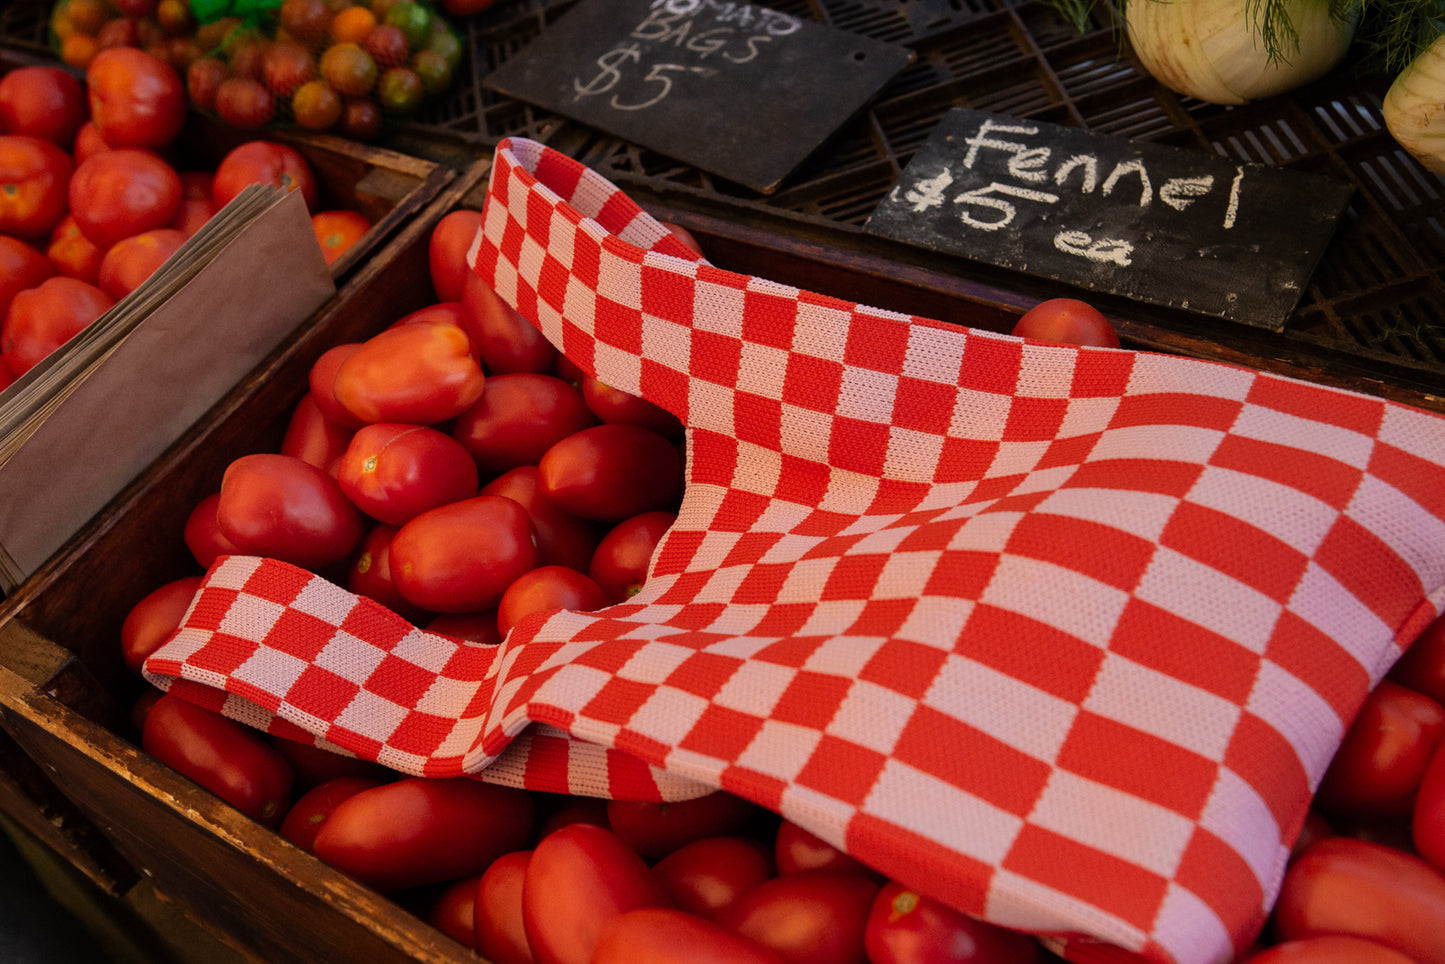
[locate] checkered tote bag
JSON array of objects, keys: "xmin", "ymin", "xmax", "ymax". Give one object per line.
[{"xmin": 145, "ymin": 137, "xmax": 1445, "ymax": 964}]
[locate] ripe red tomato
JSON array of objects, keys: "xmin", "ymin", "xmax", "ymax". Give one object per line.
[
  {"xmin": 332, "ymin": 322, "xmax": 486, "ymax": 425},
  {"xmin": 428, "ymin": 207, "xmax": 483, "ymax": 302},
  {"xmin": 97, "ymin": 226, "xmax": 187, "ymax": 299},
  {"xmin": 86, "ymin": 46, "xmax": 186, "ymax": 149},
  {"xmin": 69, "ymin": 148, "xmax": 183, "ymax": 250},
  {"xmin": 182, "ymin": 491, "xmax": 238, "ymax": 570},
  {"xmin": 169, "ymin": 194, "xmax": 218, "ymax": 238},
  {"xmin": 581, "ymin": 375, "xmax": 685, "ymax": 439},
  {"xmin": 474, "ymin": 850, "xmax": 533, "ymax": 964},
  {"xmin": 424, "ymin": 610, "xmax": 502, "ymax": 647},
  {"xmin": 720, "ymin": 869, "xmax": 881, "ymax": 964},
  {"xmin": 775, "ymin": 820, "xmax": 874, "ymax": 878},
  {"xmin": 307, "ymin": 342, "xmax": 367, "ymax": 429},
  {"xmin": 497, "ymin": 565, "xmax": 610, "ymax": 639},
  {"xmin": 1413, "ymin": 740, "xmax": 1445, "ymax": 871},
  {"xmin": 212, "ymin": 140, "xmax": 320, "ymax": 212},
  {"xmin": 0, "ymin": 66, "xmax": 88, "ymax": 147},
  {"xmin": 390, "ymin": 495, "xmax": 540, "ymax": 613},
  {"xmin": 1273, "ymin": 836, "xmax": 1445, "ymax": 962},
  {"xmin": 46, "ymin": 214, "xmax": 103, "ymax": 283},
  {"xmin": 608, "ymin": 791, "xmax": 763, "ymax": 861},
  {"xmin": 120, "ymin": 575, "xmax": 203, "ymax": 677},
  {"xmin": 594, "ymin": 907, "xmax": 787, "ymax": 964},
  {"xmin": 1391, "ymin": 613, "xmax": 1445, "ymax": 707},
  {"xmin": 428, "ymin": 873, "xmax": 482, "ymax": 950},
  {"xmin": 0, "ymin": 134, "xmax": 73, "ymax": 239},
  {"xmin": 278, "ymin": 775, "xmax": 386, "ymax": 854},
  {"xmin": 336, "ymin": 422, "xmax": 479, "ymax": 526},
  {"xmin": 452, "ymin": 372, "xmax": 599, "ymax": 476},
  {"xmin": 1009, "ymin": 298, "xmax": 1120, "ymax": 348},
  {"xmin": 1243, "ymin": 936, "xmax": 1417, "ymax": 963},
  {"xmin": 71, "ymin": 121, "xmax": 111, "ymax": 166},
  {"xmin": 142, "ymin": 692, "xmax": 294, "ymax": 826},
  {"xmin": 659, "ymin": 221, "xmax": 705, "ymax": 256},
  {"xmin": 460, "ymin": 270, "xmax": 557, "ymax": 374},
  {"xmin": 280, "ymin": 392, "xmax": 355, "ymax": 471},
  {"xmin": 347, "ymin": 524, "xmax": 430, "ymax": 623},
  {"xmin": 523, "ymin": 822, "xmax": 673, "ymax": 964},
  {"xmin": 269, "ymin": 735, "xmax": 391, "ymax": 790},
  {"xmin": 186, "ymin": 56, "xmax": 229, "ymax": 113},
  {"xmin": 0, "ymin": 234, "xmax": 57, "ymax": 317},
  {"xmin": 652, "ymin": 836, "xmax": 775, "ymax": 920},
  {"xmin": 864, "ymin": 881, "xmax": 1041, "ymax": 964},
  {"xmin": 589, "ymin": 510, "xmax": 675, "ymax": 603},
  {"xmin": 533, "ymin": 793, "xmax": 611, "ymax": 841},
  {"xmin": 215, "ymin": 453, "xmax": 365, "ymax": 570},
  {"xmin": 481, "ymin": 466, "xmax": 603, "ymax": 574},
  {"xmin": 2, "ymin": 275, "xmax": 114, "ymax": 376},
  {"xmin": 312, "ymin": 777, "xmax": 534, "ymax": 892},
  {"xmin": 312, "ymin": 208, "xmax": 371, "ymax": 265},
  {"xmin": 538, "ymin": 423, "xmax": 684, "ymax": 522},
  {"xmin": 1315, "ymin": 680, "xmax": 1445, "ymax": 819}
]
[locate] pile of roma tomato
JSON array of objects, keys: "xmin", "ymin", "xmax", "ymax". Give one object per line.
[{"xmin": 0, "ymin": 47, "xmax": 372, "ymax": 390}]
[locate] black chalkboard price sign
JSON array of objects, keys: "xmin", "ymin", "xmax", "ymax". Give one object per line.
[
  {"xmin": 483, "ymin": 0, "xmax": 914, "ymax": 194},
  {"xmin": 864, "ymin": 108, "xmax": 1354, "ymax": 331}
]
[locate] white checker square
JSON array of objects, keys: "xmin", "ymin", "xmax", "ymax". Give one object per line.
[
  {"xmin": 949, "ymin": 510, "xmax": 1026, "ymax": 552},
  {"xmin": 313, "ymin": 631, "xmax": 385, "ymax": 685},
  {"xmin": 275, "ymin": 699, "xmax": 330, "ymax": 737},
  {"xmin": 642, "ymin": 312, "xmax": 693, "ymax": 376},
  {"xmin": 733, "ymin": 719, "xmax": 821, "ymax": 784},
  {"xmin": 222, "ymin": 691, "xmax": 279, "ymax": 732},
  {"xmin": 617, "ymin": 642, "xmax": 703, "ymax": 684},
  {"xmin": 838, "ymin": 510, "xmax": 902, "ymax": 538},
  {"xmin": 218, "ymin": 595, "xmax": 286, "ymax": 644},
  {"xmin": 1058, "ymin": 394, "xmax": 1122, "ymax": 437},
  {"xmin": 281, "ymin": 578, "xmax": 349, "ymax": 625},
  {"xmin": 739, "ymin": 341, "xmax": 792, "ymax": 401},
  {"xmin": 1088, "ymin": 423, "xmax": 1226, "ymax": 465},
  {"xmin": 692, "ymin": 280, "xmax": 747, "ymax": 338},
  {"xmin": 1379, "ymin": 402, "xmax": 1445, "ymax": 462},
  {"xmin": 1127, "ymin": 352, "xmax": 1254, "ymax": 400},
  {"xmin": 778, "ymin": 404, "xmax": 835, "ymax": 468},
  {"xmin": 1134, "ymin": 547, "xmax": 1282, "ymax": 654},
  {"xmin": 530, "ymin": 642, "xmax": 610, "ymax": 678},
  {"xmin": 1233, "ymin": 403, "xmax": 1375, "ymax": 469},
  {"xmin": 332, "ymin": 687, "xmax": 409, "ymax": 746},
  {"xmin": 825, "ymin": 678, "xmax": 917, "ymax": 755},
  {"xmin": 414, "ymin": 673, "xmax": 484, "ymax": 721},
  {"xmin": 819, "ymin": 471, "xmax": 881, "ymax": 516},
  {"xmin": 692, "ymin": 563, "xmax": 749, "ymax": 603},
  {"xmin": 896, "ymin": 596, "xmax": 975, "ymax": 651},
  {"xmin": 159, "ymin": 627, "xmax": 214, "ymax": 667},
  {"xmin": 919, "ymin": 481, "xmax": 980, "ymax": 512},
  {"xmin": 563, "ymin": 275, "xmax": 597, "ymax": 334},
  {"xmin": 1199, "ymin": 767, "xmax": 1288, "ymax": 888},
  {"xmin": 1027, "ymin": 770, "xmax": 1195, "ymax": 877},
  {"xmin": 986, "ymin": 440, "xmax": 1051, "ymax": 477},
  {"xmin": 986, "ymin": 870, "xmax": 1147, "ymax": 949},
  {"xmin": 701, "ymin": 634, "xmax": 785, "ymax": 661},
  {"xmin": 704, "ymin": 602, "xmax": 774, "ymax": 635},
  {"xmin": 850, "ymin": 525, "xmax": 913, "ymax": 555},
  {"xmin": 543, "ymin": 206, "xmax": 575, "ymax": 270},
  {"xmin": 1349, "ymin": 474, "xmax": 1445, "ymax": 590},
  {"xmin": 885, "ymin": 426, "xmax": 947, "ymax": 481},
  {"xmin": 391, "ymin": 629, "xmax": 459, "ymax": 674},
  {"xmin": 491, "ymin": 254, "xmax": 520, "ymax": 309},
  {"xmin": 713, "ymin": 660, "xmax": 797, "ymax": 715},
  {"xmin": 1149, "ymin": 883, "xmax": 1236, "ymax": 963},
  {"xmin": 206, "ymin": 555, "xmax": 264, "ymax": 589},
  {"xmin": 799, "ymin": 626, "xmax": 879, "ymax": 673},
  {"xmin": 837, "ymin": 366, "xmax": 901, "ymax": 423},
  {"xmin": 663, "ymin": 746, "xmax": 734, "ymax": 785},
  {"xmin": 927, "ymin": 654, "xmax": 1077, "ymax": 763},
  {"xmin": 624, "ymin": 686, "xmax": 710, "ymax": 746},
  {"xmin": 903, "ymin": 323, "xmax": 967, "ymax": 385},
  {"xmin": 1083, "ymin": 653, "xmax": 1242, "ymax": 762},
  {"xmin": 430, "ymin": 714, "xmax": 485, "ymax": 761},
  {"xmin": 1012, "ymin": 464, "xmax": 1081, "ymax": 496},
  {"xmin": 1246, "ymin": 659, "xmax": 1345, "ymax": 786},
  {"xmin": 593, "ymin": 341, "xmax": 644, "ymax": 396},
  {"xmin": 790, "ymin": 299, "xmax": 853, "ymax": 363},
  {"xmin": 1016, "ymin": 343, "xmax": 1078, "ymax": 398},
  {"xmin": 481, "ymin": 192, "xmax": 509, "ymax": 247},
  {"xmin": 950, "ymin": 389, "xmax": 1012, "ymax": 441},
  {"xmin": 1188, "ymin": 465, "xmax": 1338, "ymax": 557},
  {"xmin": 863, "ymin": 759, "xmax": 1024, "ymax": 866},
  {"xmin": 745, "ymin": 275, "xmax": 800, "ymax": 300},
  {"xmin": 690, "ymin": 382, "xmax": 736, "ymax": 438},
  {"xmin": 376, "ymin": 745, "xmax": 427, "ymax": 776},
  {"xmin": 983, "ymin": 555, "xmax": 1129, "ymax": 648},
  {"xmin": 733, "ymin": 444, "xmax": 783, "ymax": 497},
  {"xmin": 536, "ymin": 300, "xmax": 565, "ymax": 346},
  {"xmin": 877, "ymin": 550, "xmax": 946, "ymax": 599},
  {"xmin": 231, "ymin": 647, "xmax": 309, "ymax": 701},
  {"xmin": 1036, "ymin": 487, "xmax": 1180, "ymax": 542},
  {"xmin": 688, "ymin": 530, "xmax": 741, "ymax": 570},
  {"xmin": 515, "ymin": 234, "xmax": 548, "ymax": 291},
  {"xmin": 760, "ymin": 533, "xmax": 828, "ymax": 564},
  {"xmin": 1287, "ymin": 562, "xmax": 1394, "ymax": 680},
  {"xmin": 596, "ymin": 250, "xmax": 642, "ymax": 310}
]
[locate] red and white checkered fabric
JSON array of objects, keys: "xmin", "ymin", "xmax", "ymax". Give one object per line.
[{"xmin": 145, "ymin": 137, "xmax": 1445, "ymax": 964}]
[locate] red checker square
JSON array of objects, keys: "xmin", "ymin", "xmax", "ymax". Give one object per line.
[
  {"xmin": 641, "ymin": 263, "xmax": 693, "ymax": 323},
  {"xmin": 1314, "ymin": 514, "xmax": 1425, "ymax": 628},
  {"xmin": 569, "ymin": 229, "xmax": 601, "ymax": 290},
  {"xmin": 324, "ymin": 724, "xmax": 382, "ymax": 763},
  {"xmin": 1008, "ymin": 513, "xmax": 1156, "ymax": 592},
  {"xmin": 439, "ymin": 642, "xmax": 501, "ymax": 684},
  {"xmin": 847, "ymin": 813, "xmax": 994, "ymax": 918},
  {"xmin": 958, "ymin": 605, "xmax": 1104, "ymax": 704},
  {"xmin": 1037, "ymin": 432, "xmax": 1101, "ymax": 470},
  {"xmin": 503, "ymin": 668, "xmax": 564, "ymax": 717},
  {"xmin": 713, "ymin": 488, "xmax": 773, "ymax": 532},
  {"xmin": 894, "ymin": 514, "xmax": 965, "ymax": 553},
  {"xmin": 185, "ymin": 587, "xmax": 239, "ymax": 633},
  {"xmin": 1056, "ymin": 711, "xmax": 1220, "ymax": 819},
  {"xmin": 720, "ymin": 766, "xmax": 787, "ymax": 813},
  {"xmin": 1002, "ymin": 824, "xmax": 1168, "ymax": 933},
  {"xmin": 1069, "ymin": 349, "xmax": 1136, "ymax": 398},
  {"xmin": 935, "ymin": 437, "xmax": 1000, "ymax": 483},
  {"xmin": 679, "ymin": 703, "xmax": 766, "ymax": 761},
  {"xmin": 860, "ymin": 638, "xmax": 947, "ymax": 699},
  {"xmin": 385, "ymin": 710, "xmax": 454, "ymax": 760},
  {"xmin": 735, "ymin": 392, "xmax": 782, "ymax": 449},
  {"xmin": 895, "ymin": 706, "xmax": 1051, "ymax": 816},
  {"xmin": 689, "ymin": 432, "xmax": 738, "ymax": 487},
  {"xmin": 794, "ymin": 509, "xmax": 857, "ymax": 538},
  {"xmin": 795, "ymin": 733, "xmax": 888, "ymax": 807},
  {"xmin": 570, "ymin": 616, "xmax": 650, "ymax": 644},
  {"xmin": 869, "ymin": 479, "xmax": 932, "ymax": 515},
  {"xmin": 783, "ymin": 352, "xmax": 844, "ymax": 414},
  {"xmin": 533, "ymin": 146, "xmax": 584, "ymax": 200},
  {"xmin": 639, "ymin": 358, "xmax": 689, "ymax": 420},
  {"xmin": 689, "ymin": 328, "xmax": 743, "ymax": 387},
  {"xmin": 733, "ymin": 562, "xmax": 793, "ymax": 605},
  {"xmin": 1112, "ymin": 599, "xmax": 1261, "ymax": 704},
  {"xmin": 960, "ymin": 474, "xmax": 1025, "ymax": 505},
  {"xmin": 844, "ymin": 313, "xmax": 909, "ymax": 373},
  {"xmin": 596, "ymin": 192, "xmax": 646, "ymax": 240},
  {"xmin": 1224, "ymin": 711, "xmax": 1312, "ymax": 835},
  {"xmin": 498, "ymin": 216, "xmax": 526, "ymax": 265},
  {"xmin": 170, "ymin": 678, "xmax": 229, "ymax": 714},
  {"xmin": 1162, "ymin": 502, "xmax": 1308, "ymax": 603},
  {"xmin": 460, "ymin": 682, "xmax": 498, "ymax": 724},
  {"xmin": 749, "ymin": 603, "xmax": 819, "ymax": 638},
  {"xmin": 958, "ymin": 337, "xmax": 1022, "ymax": 396},
  {"xmin": 1370, "ymin": 441, "xmax": 1445, "ymax": 518},
  {"xmin": 695, "ymin": 262, "xmax": 750, "ymax": 290},
  {"xmin": 1111, "ymin": 392, "xmax": 1242, "ymax": 431},
  {"xmin": 663, "ymin": 602, "xmax": 729, "ymax": 631},
  {"xmin": 653, "ymin": 530, "xmax": 706, "ymax": 577},
  {"xmin": 366, "ymin": 653, "xmax": 440, "ymax": 709},
  {"xmin": 266, "ymin": 716, "xmax": 312, "ymax": 744},
  {"xmin": 472, "ymin": 237, "xmax": 498, "ymax": 283},
  {"xmin": 823, "ymin": 553, "xmax": 889, "ymax": 601},
  {"xmin": 608, "ymin": 746, "xmax": 668, "ymax": 799},
  {"xmin": 227, "ymin": 676, "xmax": 285, "ymax": 715},
  {"xmin": 286, "ymin": 664, "xmax": 362, "ymax": 722},
  {"xmin": 524, "ymin": 188, "xmax": 554, "ymax": 247},
  {"xmin": 651, "ymin": 571, "xmax": 717, "ymax": 607},
  {"xmin": 721, "ymin": 531, "xmax": 785, "ymax": 568},
  {"xmin": 829, "ymin": 417, "xmax": 889, "ymax": 476},
  {"xmin": 536, "ymin": 253, "xmax": 570, "ymax": 312},
  {"xmin": 570, "ymin": 639, "xmax": 641, "ymax": 675},
  {"xmin": 849, "ymin": 598, "xmax": 918, "ymax": 637},
  {"xmin": 581, "ymin": 676, "xmax": 657, "ymax": 726},
  {"xmin": 755, "ymin": 635, "xmax": 826, "ymax": 668},
  {"xmin": 801, "ymin": 532, "xmax": 867, "ymax": 559},
  {"xmin": 1248, "ymin": 375, "xmax": 1384, "ymax": 437},
  {"xmin": 243, "ymin": 561, "xmax": 315, "ymax": 606},
  {"xmin": 741, "ymin": 288, "xmax": 799, "ymax": 349},
  {"xmin": 990, "ymin": 490, "xmax": 1051, "ymax": 514},
  {"xmin": 513, "ymin": 280, "xmax": 539, "ymax": 326},
  {"xmin": 1263, "ymin": 609, "xmax": 1370, "ymax": 723},
  {"xmin": 665, "ymin": 651, "xmax": 744, "ymax": 700},
  {"xmin": 595, "ymin": 297, "xmax": 644, "ymax": 354},
  {"xmin": 1003, "ymin": 396, "xmax": 1068, "ymax": 442},
  {"xmin": 922, "ymin": 549, "xmax": 1001, "ymax": 601},
  {"xmin": 338, "ymin": 603, "xmax": 414, "ymax": 653},
  {"xmin": 189, "ymin": 633, "xmax": 264, "ymax": 679},
  {"xmin": 892, "ymin": 377, "xmax": 956, "ymax": 435},
  {"xmin": 776, "ymin": 453, "xmax": 831, "ymax": 508},
  {"xmin": 1173, "ymin": 827, "xmax": 1269, "ymax": 953},
  {"xmin": 1064, "ymin": 458, "xmax": 1203, "ymax": 498},
  {"xmin": 613, "ymin": 727, "xmax": 672, "ymax": 768},
  {"xmin": 1210, "ymin": 435, "xmax": 1363, "ymax": 510},
  {"xmin": 771, "ymin": 670, "xmax": 853, "ymax": 730},
  {"xmin": 560, "ymin": 320, "xmax": 596, "ymax": 374}
]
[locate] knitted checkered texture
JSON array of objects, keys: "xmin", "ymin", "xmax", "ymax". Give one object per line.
[{"xmin": 144, "ymin": 138, "xmax": 1445, "ymax": 964}]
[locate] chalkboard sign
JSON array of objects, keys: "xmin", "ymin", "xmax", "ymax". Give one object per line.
[
  {"xmin": 483, "ymin": 0, "xmax": 914, "ymax": 194},
  {"xmin": 864, "ymin": 108, "xmax": 1354, "ymax": 330}
]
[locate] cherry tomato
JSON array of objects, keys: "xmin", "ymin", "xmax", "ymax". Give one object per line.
[
  {"xmin": 589, "ymin": 511, "xmax": 675, "ymax": 603},
  {"xmin": 1243, "ymin": 936, "xmax": 1417, "ymax": 963},
  {"xmin": 278, "ymin": 775, "xmax": 386, "ymax": 854},
  {"xmin": 1273, "ymin": 836, "xmax": 1445, "ymax": 962},
  {"xmin": 336, "ymin": 422, "xmax": 479, "ymax": 526},
  {"xmin": 69, "ymin": 148, "xmax": 183, "ymax": 250},
  {"xmin": 142, "ymin": 692, "xmax": 294, "ymax": 826},
  {"xmin": 538, "ymin": 424, "xmax": 683, "ymax": 522},
  {"xmin": 86, "ymin": 46, "xmax": 186, "ymax": 149},
  {"xmin": 261, "ymin": 40, "xmax": 316, "ymax": 99},
  {"xmin": 71, "ymin": 121, "xmax": 111, "ymax": 166},
  {"xmin": 2, "ymin": 275, "xmax": 114, "ymax": 376},
  {"xmin": 1391, "ymin": 612, "xmax": 1445, "ymax": 707},
  {"xmin": 46, "ymin": 214, "xmax": 103, "ymax": 283},
  {"xmin": 452, "ymin": 372, "xmax": 599, "ymax": 477},
  {"xmin": 652, "ymin": 836, "xmax": 775, "ymax": 920},
  {"xmin": 280, "ymin": 392, "xmax": 355, "ymax": 471},
  {"xmin": 1413, "ymin": 740, "xmax": 1445, "ymax": 871},
  {"xmin": 269, "ymin": 735, "xmax": 391, "ymax": 790},
  {"xmin": 312, "ymin": 208, "xmax": 371, "ymax": 266},
  {"xmin": 0, "ymin": 234, "xmax": 57, "ymax": 317},
  {"xmin": 864, "ymin": 880, "xmax": 1040, "ymax": 964},
  {"xmin": 497, "ymin": 565, "xmax": 610, "ymax": 639},
  {"xmin": 216, "ymin": 452, "xmax": 365, "ymax": 570},
  {"xmin": 217, "ymin": 76, "xmax": 278, "ymax": 127},
  {"xmin": 480, "ymin": 466, "xmax": 603, "ymax": 574},
  {"xmin": 522, "ymin": 822, "xmax": 672, "ymax": 964},
  {"xmin": 424, "ymin": 610, "xmax": 501, "ymax": 647},
  {"xmin": 169, "ymin": 193, "xmax": 218, "ymax": 238},
  {"xmin": 0, "ymin": 66, "xmax": 88, "ymax": 148},
  {"xmin": 460, "ymin": 270, "xmax": 557, "ymax": 374},
  {"xmin": 720, "ymin": 869, "xmax": 880, "ymax": 964},
  {"xmin": 594, "ymin": 907, "xmax": 787, "ymax": 964},
  {"xmin": 1009, "ymin": 298, "xmax": 1120, "ymax": 348},
  {"xmin": 581, "ymin": 374, "xmax": 684, "ymax": 439},
  {"xmin": 183, "ymin": 492, "xmax": 238, "ymax": 570},
  {"xmin": 186, "ymin": 56, "xmax": 229, "ymax": 113},
  {"xmin": 312, "ymin": 777, "xmax": 534, "ymax": 892},
  {"xmin": 608, "ymin": 791, "xmax": 763, "ymax": 861},
  {"xmin": 0, "ymin": 134, "xmax": 73, "ymax": 239},
  {"xmin": 429, "ymin": 207, "xmax": 482, "ymax": 302},
  {"xmin": 390, "ymin": 495, "xmax": 540, "ymax": 613},
  {"xmin": 429, "ymin": 873, "xmax": 482, "ymax": 950},
  {"xmin": 97, "ymin": 226, "xmax": 187, "ymax": 299},
  {"xmin": 474, "ymin": 850, "xmax": 533, "ymax": 964},
  {"xmin": 775, "ymin": 820, "xmax": 874, "ymax": 878},
  {"xmin": 332, "ymin": 322, "xmax": 486, "ymax": 425},
  {"xmin": 120, "ymin": 575, "xmax": 203, "ymax": 677},
  {"xmin": 308, "ymin": 342, "xmax": 367, "ymax": 429},
  {"xmin": 211, "ymin": 140, "xmax": 320, "ymax": 213},
  {"xmin": 1315, "ymin": 680, "xmax": 1445, "ymax": 819},
  {"xmin": 347, "ymin": 524, "xmax": 430, "ymax": 623}
]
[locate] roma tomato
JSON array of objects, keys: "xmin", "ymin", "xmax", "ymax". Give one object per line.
[
  {"xmin": 538, "ymin": 423, "xmax": 683, "ymax": 522},
  {"xmin": 1273, "ymin": 836, "xmax": 1445, "ymax": 963},
  {"xmin": 120, "ymin": 575, "xmax": 203, "ymax": 676},
  {"xmin": 312, "ymin": 208, "xmax": 371, "ymax": 265},
  {"xmin": 1315, "ymin": 680, "xmax": 1445, "ymax": 819},
  {"xmin": 496, "ymin": 565, "xmax": 610, "ymax": 639},
  {"xmin": 1010, "ymin": 298, "xmax": 1120, "ymax": 348},
  {"xmin": 86, "ymin": 47, "xmax": 185, "ymax": 149},
  {"xmin": 308, "ymin": 342, "xmax": 367, "ymax": 429},
  {"xmin": 1391, "ymin": 612, "xmax": 1445, "ymax": 707},
  {"xmin": 280, "ymin": 392, "xmax": 355, "ymax": 471},
  {"xmin": 475, "ymin": 850, "xmax": 533, "ymax": 964},
  {"xmin": 142, "ymin": 692, "xmax": 294, "ymax": 825},
  {"xmin": 424, "ymin": 610, "xmax": 501, "ymax": 646},
  {"xmin": 1244, "ymin": 936, "xmax": 1417, "ymax": 963},
  {"xmin": 428, "ymin": 207, "xmax": 483, "ymax": 302},
  {"xmin": 278, "ymin": 775, "xmax": 386, "ymax": 854},
  {"xmin": 522, "ymin": 822, "xmax": 672, "ymax": 964},
  {"xmin": 97, "ymin": 226, "xmax": 187, "ymax": 299},
  {"xmin": 775, "ymin": 820, "xmax": 873, "ymax": 878},
  {"xmin": 0, "ymin": 134, "xmax": 72, "ymax": 239},
  {"xmin": 347, "ymin": 524, "xmax": 430, "ymax": 623},
  {"xmin": 452, "ymin": 372, "xmax": 598, "ymax": 476},
  {"xmin": 212, "ymin": 140, "xmax": 320, "ymax": 213},
  {"xmin": 0, "ymin": 66, "xmax": 88, "ymax": 147},
  {"xmin": 593, "ymin": 907, "xmax": 786, "ymax": 964},
  {"xmin": 69, "ymin": 148, "xmax": 183, "ymax": 250},
  {"xmin": 481, "ymin": 466, "xmax": 602, "ymax": 574},
  {"xmin": 332, "ymin": 322, "xmax": 486, "ymax": 425},
  {"xmin": 720, "ymin": 869, "xmax": 881, "ymax": 964},
  {"xmin": 608, "ymin": 791, "xmax": 763, "ymax": 861},
  {"xmin": 216, "ymin": 453, "xmax": 364, "ymax": 570},
  {"xmin": 46, "ymin": 214, "xmax": 103, "ymax": 283},
  {"xmin": 652, "ymin": 836, "xmax": 775, "ymax": 920},
  {"xmin": 460, "ymin": 270, "xmax": 557, "ymax": 374},
  {"xmin": 183, "ymin": 491, "xmax": 238, "ymax": 570},
  {"xmin": 429, "ymin": 873, "xmax": 482, "ymax": 950},
  {"xmin": 1413, "ymin": 739, "xmax": 1445, "ymax": 871},
  {"xmin": 581, "ymin": 375, "xmax": 684, "ymax": 439},
  {"xmin": 864, "ymin": 881, "xmax": 1040, "ymax": 964},
  {"xmin": 312, "ymin": 777, "xmax": 534, "ymax": 892},
  {"xmin": 390, "ymin": 495, "xmax": 540, "ymax": 613},
  {"xmin": 2, "ymin": 275, "xmax": 114, "ymax": 376},
  {"xmin": 589, "ymin": 510, "xmax": 675, "ymax": 603},
  {"xmin": 270, "ymin": 735, "xmax": 391, "ymax": 790},
  {"xmin": 336, "ymin": 422, "xmax": 479, "ymax": 526},
  {"xmin": 0, "ymin": 234, "xmax": 57, "ymax": 316}
]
